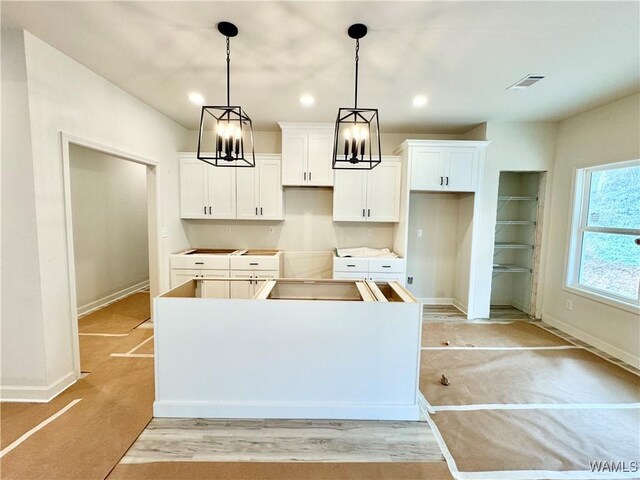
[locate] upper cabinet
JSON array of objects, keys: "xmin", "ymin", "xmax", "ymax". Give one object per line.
[
  {"xmin": 179, "ymin": 156, "xmax": 236, "ymax": 219},
  {"xmin": 333, "ymin": 156, "xmax": 402, "ymax": 222},
  {"xmin": 408, "ymin": 142, "xmax": 487, "ymax": 192},
  {"xmin": 236, "ymin": 155, "xmax": 284, "ymax": 220},
  {"xmin": 179, "ymin": 153, "xmax": 283, "ymax": 221},
  {"xmin": 280, "ymin": 123, "xmax": 334, "ymax": 187}
]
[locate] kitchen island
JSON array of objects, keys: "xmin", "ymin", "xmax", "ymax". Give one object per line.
[{"xmin": 154, "ymin": 278, "xmax": 422, "ymax": 420}]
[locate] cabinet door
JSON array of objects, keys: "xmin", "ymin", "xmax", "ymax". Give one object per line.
[
  {"xmin": 333, "ymin": 271, "xmax": 368, "ymax": 280},
  {"xmin": 333, "ymin": 170, "xmax": 367, "ymax": 221},
  {"xmin": 207, "ymin": 165, "xmax": 236, "ymax": 219},
  {"xmin": 236, "ymin": 166, "xmax": 258, "ymax": 219},
  {"xmin": 307, "ymin": 131, "xmax": 334, "ymax": 186},
  {"xmin": 445, "ymin": 148, "xmax": 478, "ymax": 192},
  {"xmin": 200, "ymin": 272, "xmax": 230, "ymax": 299},
  {"xmin": 180, "ymin": 159, "xmax": 208, "ymax": 218},
  {"xmin": 410, "ymin": 147, "xmax": 446, "ymax": 191},
  {"xmin": 366, "ymin": 161, "xmax": 401, "ymax": 222},
  {"xmin": 230, "ymin": 271, "xmax": 254, "ymax": 299},
  {"xmin": 170, "ymin": 269, "xmax": 200, "ymax": 288},
  {"xmin": 281, "ymin": 131, "xmax": 308, "ymax": 186},
  {"xmin": 257, "ymin": 158, "xmax": 283, "ymax": 220}
]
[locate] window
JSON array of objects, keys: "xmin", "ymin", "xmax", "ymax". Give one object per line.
[{"xmin": 567, "ymin": 160, "xmax": 640, "ymax": 308}]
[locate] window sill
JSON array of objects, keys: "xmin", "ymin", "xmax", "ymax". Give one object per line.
[{"xmin": 562, "ymin": 285, "xmax": 639, "ymax": 315}]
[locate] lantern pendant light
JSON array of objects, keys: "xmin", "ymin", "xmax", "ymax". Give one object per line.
[
  {"xmin": 332, "ymin": 23, "xmax": 381, "ymax": 170},
  {"xmin": 197, "ymin": 21, "xmax": 255, "ymax": 167}
]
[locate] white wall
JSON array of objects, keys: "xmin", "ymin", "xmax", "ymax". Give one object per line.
[
  {"xmin": 470, "ymin": 122, "xmax": 558, "ymax": 319},
  {"xmin": 70, "ymin": 145, "xmax": 149, "ymax": 310},
  {"xmin": 1, "ymin": 29, "xmax": 48, "ymax": 391},
  {"xmin": 542, "ymin": 93, "xmax": 640, "ymax": 367},
  {"xmin": 0, "ymin": 29, "xmax": 189, "ymax": 400}
]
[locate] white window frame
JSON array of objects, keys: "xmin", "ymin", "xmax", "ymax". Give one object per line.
[{"xmin": 565, "ymin": 159, "xmax": 640, "ymax": 312}]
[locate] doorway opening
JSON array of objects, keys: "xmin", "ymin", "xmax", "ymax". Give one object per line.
[
  {"xmin": 61, "ymin": 133, "xmax": 159, "ymax": 378},
  {"xmin": 490, "ymin": 171, "xmax": 546, "ymax": 318}
]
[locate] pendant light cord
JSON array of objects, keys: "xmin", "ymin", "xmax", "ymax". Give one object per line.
[
  {"xmin": 226, "ymin": 36, "xmax": 231, "ymax": 107},
  {"xmin": 354, "ymin": 38, "xmax": 360, "ymax": 108}
]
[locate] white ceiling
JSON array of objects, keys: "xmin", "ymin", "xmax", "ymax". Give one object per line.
[{"xmin": 2, "ymin": 1, "xmax": 639, "ymax": 133}]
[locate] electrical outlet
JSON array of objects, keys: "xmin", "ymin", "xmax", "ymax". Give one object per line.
[
  {"xmin": 160, "ymin": 227, "xmax": 168, "ymax": 238},
  {"xmin": 268, "ymin": 227, "xmax": 275, "ymax": 234},
  {"xmin": 565, "ymin": 299, "xmax": 573, "ymax": 310},
  {"xmin": 367, "ymin": 229, "xmax": 373, "ymax": 237},
  {"xmin": 225, "ymin": 227, "xmax": 231, "ymax": 234},
  {"xmin": 407, "ymin": 276, "xmax": 414, "ymax": 285},
  {"xmin": 417, "ymin": 229, "xmax": 423, "ymax": 238}
]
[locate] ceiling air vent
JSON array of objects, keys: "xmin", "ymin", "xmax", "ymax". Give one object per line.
[{"xmin": 507, "ymin": 74, "xmax": 545, "ymax": 90}]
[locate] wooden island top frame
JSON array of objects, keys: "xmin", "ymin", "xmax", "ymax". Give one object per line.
[{"xmin": 154, "ymin": 278, "xmax": 422, "ymax": 420}]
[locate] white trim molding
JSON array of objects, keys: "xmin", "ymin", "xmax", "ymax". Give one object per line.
[
  {"xmin": 77, "ymin": 280, "xmax": 149, "ymax": 317},
  {"xmin": 0, "ymin": 371, "xmax": 77, "ymax": 403},
  {"xmin": 418, "ymin": 297, "xmax": 454, "ymax": 305}
]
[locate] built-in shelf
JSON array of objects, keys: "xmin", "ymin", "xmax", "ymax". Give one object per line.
[
  {"xmin": 492, "ymin": 264, "xmax": 532, "ymax": 273},
  {"xmin": 495, "ymin": 220, "xmax": 536, "ymax": 225},
  {"xmin": 494, "ymin": 242, "xmax": 535, "ymax": 249},
  {"xmin": 497, "ymin": 196, "xmax": 538, "ymax": 201}
]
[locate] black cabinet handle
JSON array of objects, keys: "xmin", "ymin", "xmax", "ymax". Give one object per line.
[
  {"xmin": 250, "ymin": 262, "xmax": 259, "ymax": 266},
  {"xmin": 209, "ymin": 206, "xmax": 212, "ymax": 214},
  {"xmin": 255, "ymin": 207, "xmax": 258, "ymax": 215},
  {"xmin": 382, "ymin": 265, "xmax": 391, "ymax": 268},
  {"xmin": 446, "ymin": 177, "xmax": 449, "ymax": 186},
  {"xmin": 204, "ymin": 206, "xmax": 206, "ymax": 214},
  {"xmin": 304, "ymin": 172, "xmax": 307, "ymax": 181},
  {"xmin": 309, "ymin": 171, "xmax": 312, "ymax": 181},
  {"xmin": 347, "ymin": 264, "xmax": 356, "ymax": 267},
  {"xmin": 367, "ymin": 209, "xmax": 370, "ymax": 217},
  {"xmin": 195, "ymin": 262, "xmax": 204, "ymax": 265},
  {"xmin": 260, "ymin": 207, "xmax": 263, "ymax": 215},
  {"xmin": 440, "ymin": 176, "xmax": 443, "ymax": 186},
  {"xmin": 362, "ymin": 209, "xmax": 365, "ymax": 217}
]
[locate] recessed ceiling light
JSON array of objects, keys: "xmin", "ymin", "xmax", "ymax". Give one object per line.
[
  {"xmin": 299, "ymin": 94, "xmax": 315, "ymax": 107},
  {"xmin": 188, "ymin": 92, "xmax": 205, "ymax": 105},
  {"xmin": 412, "ymin": 95, "xmax": 428, "ymax": 107}
]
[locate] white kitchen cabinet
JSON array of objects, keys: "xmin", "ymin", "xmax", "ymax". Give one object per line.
[
  {"xmin": 236, "ymin": 155, "xmax": 284, "ymax": 220},
  {"xmin": 170, "ymin": 269, "xmax": 230, "ymax": 298},
  {"xmin": 333, "ymin": 157, "xmax": 401, "ymax": 222},
  {"xmin": 280, "ymin": 123, "xmax": 334, "ymax": 187},
  {"xmin": 410, "ymin": 146, "xmax": 479, "ymax": 192},
  {"xmin": 179, "ymin": 156, "xmax": 236, "ymax": 219},
  {"xmin": 333, "ymin": 256, "xmax": 407, "ymax": 285},
  {"xmin": 230, "ymin": 270, "xmax": 279, "ymax": 299}
]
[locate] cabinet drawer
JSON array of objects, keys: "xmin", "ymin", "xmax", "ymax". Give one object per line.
[
  {"xmin": 333, "ymin": 257, "xmax": 369, "ymax": 272},
  {"xmin": 368, "ymin": 258, "xmax": 406, "ymax": 274},
  {"xmin": 170, "ymin": 255, "xmax": 230, "ymax": 270},
  {"xmin": 231, "ymin": 255, "xmax": 280, "ymax": 271},
  {"xmin": 333, "ymin": 271, "xmax": 369, "ymax": 280}
]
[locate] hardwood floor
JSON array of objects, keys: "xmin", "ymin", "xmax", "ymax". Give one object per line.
[{"xmin": 422, "ymin": 304, "xmax": 531, "ymax": 322}]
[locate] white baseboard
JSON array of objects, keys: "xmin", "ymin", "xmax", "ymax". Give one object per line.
[
  {"xmin": 452, "ymin": 298, "xmax": 468, "ymax": 315},
  {"xmin": 154, "ymin": 401, "xmax": 420, "ymax": 421},
  {"xmin": 0, "ymin": 371, "xmax": 76, "ymax": 403},
  {"xmin": 417, "ymin": 297, "xmax": 453, "ymax": 305},
  {"xmin": 78, "ymin": 280, "xmax": 149, "ymax": 317},
  {"xmin": 543, "ymin": 313, "xmax": 640, "ymax": 369}
]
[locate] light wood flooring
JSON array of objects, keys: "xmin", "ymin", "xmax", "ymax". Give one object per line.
[
  {"xmin": 422, "ymin": 304, "xmax": 531, "ymax": 322},
  {"xmin": 121, "ymin": 419, "xmax": 444, "ymax": 464}
]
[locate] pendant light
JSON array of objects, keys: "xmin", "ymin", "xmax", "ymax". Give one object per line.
[
  {"xmin": 332, "ymin": 23, "xmax": 381, "ymax": 170},
  {"xmin": 197, "ymin": 22, "xmax": 255, "ymax": 167}
]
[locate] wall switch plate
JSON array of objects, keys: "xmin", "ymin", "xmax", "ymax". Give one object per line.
[
  {"xmin": 417, "ymin": 229, "xmax": 423, "ymax": 238},
  {"xmin": 160, "ymin": 227, "xmax": 168, "ymax": 238},
  {"xmin": 565, "ymin": 299, "xmax": 573, "ymax": 310},
  {"xmin": 367, "ymin": 229, "xmax": 373, "ymax": 237},
  {"xmin": 268, "ymin": 227, "xmax": 275, "ymax": 234},
  {"xmin": 407, "ymin": 276, "xmax": 414, "ymax": 285}
]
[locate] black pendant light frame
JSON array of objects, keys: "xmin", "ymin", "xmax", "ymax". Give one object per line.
[
  {"xmin": 197, "ymin": 21, "xmax": 255, "ymax": 168},
  {"xmin": 332, "ymin": 23, "xmax": 381, "ymax": 170}
]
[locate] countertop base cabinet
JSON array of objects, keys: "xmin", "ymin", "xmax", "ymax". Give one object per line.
[
  {"xmin": 230, "ymin": 270, "xmax": 280, "ymax": 299},
  {"xmin": 333, "ymin": 257, "xmax": 406, "ymax": 285},
  {"xmin": 170, "ymin": 269, "xmax": 229, "ymax": 298}
]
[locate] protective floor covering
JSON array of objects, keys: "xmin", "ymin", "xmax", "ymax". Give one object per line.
[
  {"xmin": 78, "ymin": 292, "xmax": 150, "ymax": 334},
  {"xmin": 420, "ymin": 348, "xmax": 640, "ymax": 407},
  {"xmin": 430, "ymin": 408, "xmax": 640, "ymax": 475},
  {"xmin": 107, "ymin": 461, "xmax": 454, "ymax": 479},
  {"xmin": 421, "ymin": 321, "xmax": 571, "ymax": 348},
  {"xmin": 80, "ymin": 328, "xmax": 154, "ymax": 371},
  {"xmin": 0, "ymin": 357, "xmax": 154, "ymax": 480}
]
